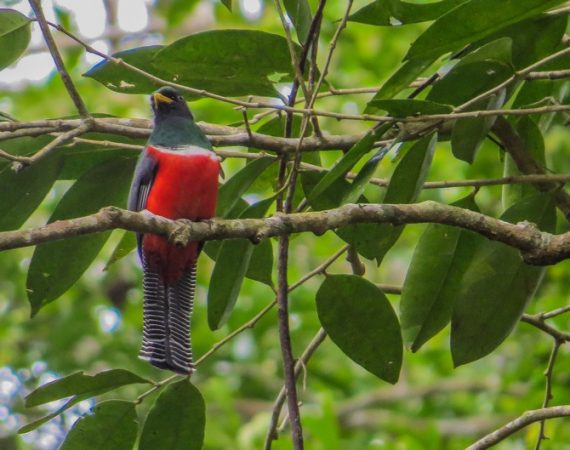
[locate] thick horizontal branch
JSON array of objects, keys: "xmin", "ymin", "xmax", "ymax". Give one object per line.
[
  {"xmin": 467, "ymin": 406, "xmax": 570, "ymax": 450},
  {"xmin": 1, "ymin": 202, "xmax": 570, "ymax": 265}
]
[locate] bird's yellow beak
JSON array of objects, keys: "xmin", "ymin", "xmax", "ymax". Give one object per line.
[{"xmin": 153, "ymin": 92, "xmax": 174, "ymax": 105}]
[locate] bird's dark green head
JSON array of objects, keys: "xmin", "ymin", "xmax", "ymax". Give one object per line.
[
  {"xmin": 150, "ymin": 86, "xmax": 193, "ymax": 123},
  {"xmin": 149, "ymin": 86, "xmax": 211, "ymax": 149}
]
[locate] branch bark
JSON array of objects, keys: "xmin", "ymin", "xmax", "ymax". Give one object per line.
[{"xmin": 2, "ymin": 202, "xmax": 570, "ymax": 265}]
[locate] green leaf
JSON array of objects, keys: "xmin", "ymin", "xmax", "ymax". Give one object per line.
[
  {"xmin": 316, "ymin": 275, "xmax": 402, "ymax": 383},
  {"xmin": 427, "ymin": 60, "xmax": 513, "ymax": 106},
  {"xmin": 221, "ymin": 0, "xmax": 232, "ymax": 11},
  {"xmin": 308, "ymin": 124, "xmax": 391, "ymax": 206},
  {"xmin": 20, "ymin": 370, "xmax": 150, "ymax": 434},
  {"xmin": 451, "ymin": 193, "xmax": 556, "ymax": 366},
  {"xmin": 472, "ymin": 13, "xmax": 567, "ymax": 69},
  {"xmin": 26, "ymin": 157, "xmax": 135, "ymax": 316},
  {"xmin": 59, "ymin": 401, "xmax": 137, "ymax": 450},
  {"xmin": 0, "ymin": 9, "xmax": 31, "ymax": 70},
  {"xmin": 502, "ymin": 117, "xmax": 545, "ymax": 209},
  {"xmin": 139, "ymin": 380, "xmax": 205, "ymax": 450},
  {"xmin": 373, "ymin": 57, "xmax": 435, "ymax": 100},
  {"xmin": 365, "ymin": 98, "xmax": 452, "ymax": 116},
  {"xmin": 155, "ymin": 30, "xmax": 304, "ymax": 97},
  {"xmin": 340, "ymin": 149, "xmax": 385, "ymax": 205},
  {"xmin": 284, "ymin": 0, "xmax": 312, "ymax": 43},
  {"xmin": 217, "ymin": 156, "xmax": 275, "ymax": 217},
  {"xmin": 450, "ymin": 90, "xmax": 506, "ymax": 163},
  {"xmin": 87, "ymin": 31, "xmax": 305, "ymax": 97},
  {"xmin": 245, "ymin": 239, "xmax": 273, "ymax": 286},
  {"xmin": 400, "ymin": 194, "xmax": 481, "ymax": 351},
  {"xmin": 84, "ymin": 45, "xmax": 168, "ymax": 94},
  {"xmin": 349, "ymin": 0, "xmax": 467, "ymax": 26},
  {"xmin": 104, "ymin": 231, "xmax": 137, "ymax": 270},
  {"xmin": 341, "ymin": 133, "xmax": 437, "ymax": 263},
  {"xmin": 25, "ymin": 369, "xmax": 151, "ymax": 407},
  {"xmin": 208, "ymin": 198, "xmax": 274, "ymax": 329},
  {"xmin": 405, "ymin": 0, "xmax": 566, "ymax": 61},
  {"xmin": 0, "ymin": 153, "xmax": 62, "ymax": 231}
]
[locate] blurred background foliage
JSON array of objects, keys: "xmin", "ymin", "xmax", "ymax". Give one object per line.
[{"xmin": 1, "ymin": 0, "xmax": 570, "ymax": 449}]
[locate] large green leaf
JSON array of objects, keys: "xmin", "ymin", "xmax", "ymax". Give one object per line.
[
  {"xmin": 26, "ymin": 157, "xmax": 135, "ymax": 316},
  {"xmin": 451, "ymin": 193, "xmax": 556, "ymax": 366},
  {"xmin": 349, "ymin": 0, "xmax": 466, "ymax": 26},
  {"xmin": 59, "ymin": 401, "xmax": 138, "ymax": 450},
  {"xmin": 84, "ymin": 45, "xmax": 168, "ymax": 94},
  {"xmin": 400, "ymin": 194, "xmax": 481, "ymax": 351},
  {"xmin": 316, "ymin": 275, "xmax": 402, "ymax": 383},
  {"xmin": 154, "ymin": 30, "xmax": 302, "ymax": 97},
  {"xmin": 87, "ymin": 30, "xmax": 305, "ymax": 97},
  {"xmin": 471, "ymin": 13, "xmax": 567, "ymax": 69},
  {"xmin": 427, "ymin": 60, "xmax": 513, "ymax": 106},
  {"xmin": 20, "ymin": 370, "xmax": 149, "ymax": 434},
  {"xmin": 139, "ymin": 380, "xmax": 205, "ymax": 450},
  {"xmin": 405, "ymin": 0, "xmax": 566, "ymax": 61},
  {"xmin": 284, "ymin": 0, "xmax": 312, "ymax": 43},
  {"xmin": 0, "ymin": 9, "xmax": 31, "ymax": 70},
  {"xmin": 26, "ymin": 370, "xmax": 150, "ymax": 407},
  {"xmin": 217, "ymin": 156, "xmax": 275, "ymax": 217},
  {"xmin": 340, "ymin": 133, "xmax": 437, "ymax": 263},
  {"xmin": 207, "ymin": 197, "xmax": 274, "ymax": 330},
  {"xmin": 0, "ymin": 153, "xmax": 62, "ymax": 231}
]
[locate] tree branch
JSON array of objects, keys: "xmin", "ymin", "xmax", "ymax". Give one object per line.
[
  {"xmin": 29, "ymin": 0, "xmax": 91, "ymax": 119},
  {"xmin": 3, "ymin": 202, "xmax": 570, "ymax": 265},
  {"xmin": 467, "ymin": 406, "xmax": 570, "ymax": 450}
]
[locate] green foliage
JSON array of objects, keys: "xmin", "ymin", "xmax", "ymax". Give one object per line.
[
  {"xmin": 339, "ymin": 132, "xmax": 436, "ymax": 263},
  {"xmin": 139, "ymin": 381, "xmax": 205, "ymax": 450},
  {"xmin": 25, "ymin": 370, "xmax": 150, "ymax": 407},
  {"xmin": 451, "ymin": 193, "xmax": 556, "ymax": 366},
  {"xmin": 404, "ymin": 0, "xmax": 566, "ymax": 60},
  {"xmin": 283, "ymin": 0, "xmax": 312, "ymax": 43},
  {"xmin": 59, "ymin": 400, "xmax": 138, "ymax": 450},
  {"xmin": 0, "ymin": 153, "xmax": 62, "ymax": 231},
  {"xmin": 26, "ymin": 157, "xmax": 135, "ymax": 315},
  {"xmin": 208, "ymin": 198, "xmax": 274, "ymax": 329},
  {"xmin": 4, "ymin": 1, "xmax": 570, "ymax": 449},
  {"xmin": 349, "ymin": 0, "xmax": 466, "ymax": 26},
  {"xmin": 85, "ymin": 30, "xmax": 306, "ymax": 97},
  {"xmin": 400, "ymin": 194, "xmax": 481, "ymax": 352},
  {"xmin": 316, "ymin": 275, "xmax": 402, "ymax": 383},
  {"xmin": 0, "ymin": 9, "xmax": 31, "ymax": 70}
]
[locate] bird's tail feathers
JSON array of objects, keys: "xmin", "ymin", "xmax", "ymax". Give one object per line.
[{"xmin": 139, "ymin": 258, "xmax": 196, "ymax": 375}]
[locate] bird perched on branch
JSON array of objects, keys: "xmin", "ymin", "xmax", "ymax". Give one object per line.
[{"xmin": 128, "ymin": 86, "xmax": 220, "ymax": 374}]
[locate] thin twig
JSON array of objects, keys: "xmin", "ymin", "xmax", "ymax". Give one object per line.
[
  {"xmin": 264, "ymin": 328, "xmax": 327, "ymax": 450},
  {"xmin": 534, "ymin": 339, "xmax": 563, "ymax": 450},
  {"xmin": 541, "ymin": 305, "xmax": 570, "ymax": 320},
  {"xmin": 467, "ymin": 406, "xmax": 570, "ymax": 450},
  {"xmin": 521, "ymin": 314, "xmax": 570, "ymax": 342},
  {"xmin": 10, "ymin": 122, "xmax": 92, "ymax": 170}
]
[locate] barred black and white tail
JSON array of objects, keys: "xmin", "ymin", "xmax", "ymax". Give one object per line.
[{"xmin": 139, "ymin": 258, "xmax": 196, "ymax": 375}]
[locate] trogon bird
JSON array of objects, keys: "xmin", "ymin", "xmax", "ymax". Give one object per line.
[{"xmin": 128, "ymin": 86, "xmax": 220, "ymax": 375}]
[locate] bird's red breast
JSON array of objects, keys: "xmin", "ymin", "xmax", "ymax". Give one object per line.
[{"xmin": 143, "ymin": 144, "xmax": 220, "ymax": 283}]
